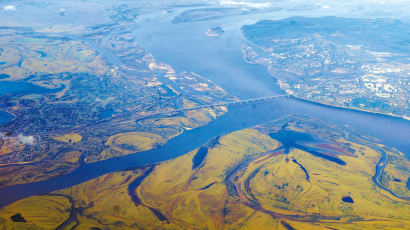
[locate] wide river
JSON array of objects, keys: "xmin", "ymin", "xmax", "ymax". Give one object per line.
[{"xmin": 0, "ymin": 9, "xmax": 409, "ymax": 207}]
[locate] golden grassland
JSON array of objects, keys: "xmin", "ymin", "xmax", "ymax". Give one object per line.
[
  {"xmin": 380, "ymin": 152, "xmax": 410, "ymax": 198},
  {"xmin": 136, "ymin": 129, "xmax": 281, "ymax": 229},
  {"xmin": 55, "ymin": 150, "xmax": 82, "ymax": 164},
  {"xmin": 86, "ymin": 132, "xmax": 165, "ymax": 163},
  {"xmin": 105, "ymin": 132, "xmax": 164, "ymax": 152},
  {"xmin": 88, "ymin": 97, "xmax": 228, "ymax": 161},
  {"xmin": 0, "ymin": 139, "xmax": 25, "ymax": 157},
  {"xmin": 133, "ymin": 128, "xmax": 409, "ymax": 229},
  {"xmin": 0, "ymin": 195, "xmax": 71, "ymax": 230},
  {"xmin": 243, "ymin": 145, "xmax": 407, "ymax": 219},
  {"xmin": 53, "ymin": 169, "xmax": 180, "ymax": 229},
  {"xmin": 86, "ymin": 97, "xmax": 227, "ymax": 163},
  {"xmin": 0, "ymin": 78, "xmax": 229, "ymax": 188},
  {"xmin": 0, "ymin": 129, "xmax": 277, "ymax": 229},
  {"xmin": 1, "ymin": 119, "xmax": 408, "ymax": 229},
  {"xmin": 0, "ymin": 160, "xmax": 78, "ymax": 189},
  {"xmin": 0, "ymin": 169, "xmax": 181, "ymax": 229},
  {"xmin": 52, "ymin": 133, "xmax": 82, "ymax": 144}
]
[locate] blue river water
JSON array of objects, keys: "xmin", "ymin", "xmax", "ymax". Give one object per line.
[
  {"xmin": 0, "ymin": 11, "xmax": 409, "ymax": 207},
  {"xmin": 131, "ymin": 12, "xmax": 410, "ymax": 154},
  {"xmin": 0, "ymin": 95, "xmax": 409, "ymax": 207}
]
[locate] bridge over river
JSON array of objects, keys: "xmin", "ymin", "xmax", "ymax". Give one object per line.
[{"xmin": 164, "ymin": 94, "xmax": 289, "ymax": 114}]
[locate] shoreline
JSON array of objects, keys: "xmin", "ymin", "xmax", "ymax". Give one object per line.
[
  {"xmin": 288, "ymin": 94, "xmax": 410, "ymax": 122},
  {"xmin": 239, "ymin": 24, "xmax": 409, "ymax": 122},
  {"xmin": 239, "ymin": 41, "xmax": 409, "ymax": 122}
]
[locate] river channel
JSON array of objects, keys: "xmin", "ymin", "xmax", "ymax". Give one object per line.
[{"xmin": 0, "ymin": 8, "xmax": 409, "ymax": 207}]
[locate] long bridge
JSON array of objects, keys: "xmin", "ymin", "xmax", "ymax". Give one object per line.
[{"xmin": 165, "ymin": 94, "xmax": 289, "ymax": 114}]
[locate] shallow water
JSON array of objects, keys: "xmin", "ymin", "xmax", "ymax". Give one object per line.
[
  {"xmin": 0, "ymin": 98, "xmax": 409, "ymax": 207},
  {"xmin": 0, "ymin": 110, "xmax": 14, "ymax": 126},
  {"xmin": 0, "ymin": 81, "xmax": 63, "ymax": 125},
  {"xmin": 131, "ymin": 12, "xmax": 410, "ymax": 154},
  {"xmin": 0, "ymin": 81, "xmax": 62, "ymax": 98},
  {"xmin": 0, "ymin": 5, "xmax": 409, "ymax": 208}
]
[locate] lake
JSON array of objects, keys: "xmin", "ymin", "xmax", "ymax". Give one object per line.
[{"xmin": 0, "ymin": 81, "xmax": 64, "ymax": 125}]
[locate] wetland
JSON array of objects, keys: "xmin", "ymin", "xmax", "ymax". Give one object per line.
[{"xmin": 0, "ymin": 1, "xmax": 409, "ymax": 229}]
